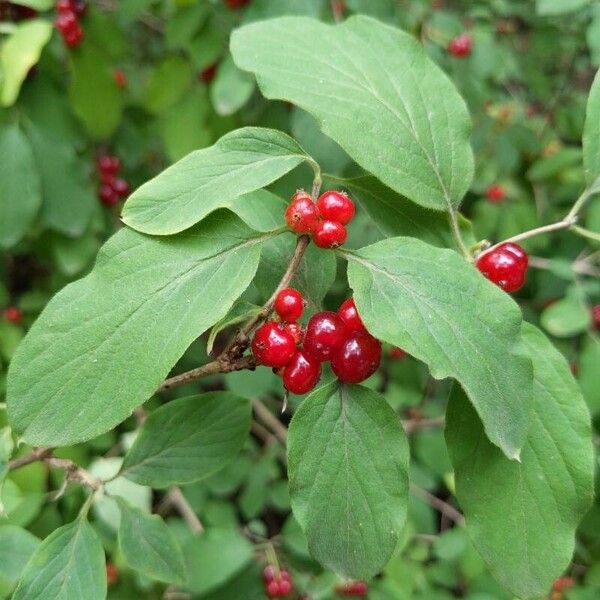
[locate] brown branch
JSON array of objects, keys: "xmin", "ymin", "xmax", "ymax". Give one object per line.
[
  {"xmin": 253, "ymin": 400, "xmax": 288, "ymax": 444},
  {"xmin": 8, "ymin": 447, "xmax": 52, "ymax": 470},
  {"xmin": 165, "ymin": 487, "xmax": 204, "ymax": 534},
  {"xmin": 402, "ymin": 416, "xmax": 445, "ymax": 435},
  {"xmin": 410, "ymin": 483, "xmax": 464, "ymax": 525}
]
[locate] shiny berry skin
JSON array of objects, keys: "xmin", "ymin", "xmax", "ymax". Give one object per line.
[
  {"xmin": 592, "ymin": 305, "xmax": 600, "ymax": 329},
  {"xmin": 285, "ymin": 191, "xmax": 318, "ymax": 234},
  {"xmin": 317, "ymin": 190, "xmax": 355, "ymax": 225},
  {"xmin": 251, "ymin": 321, "xmax": 296, "ymax": 368},
  {"xmin": 113, "ymin": 68, "xmax": 127, "ymax": 88},
  {"xmin": 389, "ymin": 346, "xmax": 407, "ymax": 360},
  {"xmin": 63, "ymin": 25, "xmax": 83, "ymax": 48},
  {"xmin": 335, "ymin": 580, "xmax": 368, "ymax": 597},
  {"xmin": 112, "ymin": 178, "xmax": 130, "ymax": 198},
  {"xmin": 98, "ymin": 184, "xmax": 118, "ymax": 206},
  {"xmin": 337, "ymin": 298, "xmax": 365, "ymax": 333},
  {"xmin": 284, "ymin": 322, "xmax": 304, "ymax": 346},
  {"xmin": 476, "ymin": 242, "xmax": 528, "ymax": 293},
  {"xmin": 312, "ymin": 220, "xmax": 347, "ymax": 249},
  {"xmin": 55, "ymin": 10, "xmax": 77, "ymax": 32},
  {"xmin": 304, "ymin": 311, "xmax": 348, "ymax": 362},
  {"xmin": 283, "ymin": 350, "xmax": 321, "ymax": 395},
  {"xmin": 448, "ymin": 33, "xmax": 472, "ymax": 58},
  {"xmin": 485, "ymin": 184, "xmax": 505, "ymax": 203},
  {"xmin": 97, "ymin": 155, "xmax": 120, "ymax": 175},
  {"xmin": 4, "ymin": 306, "xmax": 23, "ymax": 324},
  {"xmin": 266, "ymin": 580, "xmax": 280, "ymax": 598},
  {"xmin": 331, "ymin": 332, "xmax": 382, "ymax": 384},
  {"xmin": 274, "ymin": 287, "xmax": 304, "ymax": 322}
]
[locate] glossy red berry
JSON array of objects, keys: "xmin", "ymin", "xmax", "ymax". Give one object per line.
[
  {"xmin": 55, "ymin": 10, "xmax": 76, "ymax": 32},
  {"xmin": 331, "ymin": 332, "xmax": 382, "ymax": 384},
  {"xmin": 285, "ymin": 191, "xmax": 318, "ymax": 234},
  {"xmin": 389, "ymin": 346, "xmax": 407, "ymax": 360},
  {"xmin": 304, "ymin": 311, "xmax": 348, "ymax": 362},
  {"xmin": 98, "ymin": 184, "xmax": 119, "ymax": 206},
  {"xmin": 266, "ymin": 580, "xmax": 280, "ymax": 598},
  {"xmin": 283, "ymin": 350, "xmax": 321, "ymax": 395},
  {"xmin": 63, "ymin": 25, "xmax": 84, "ymax": 48},
  {"xmin": 317, "ymin": 190, "xmax": 355, "ymax": 225},
  {"xmin": 476, "ymin": 242, "xmax": 528, "ymax": 293},
  {"xmin": 251, "ymin": 321, "xmax": 296, "ymax": 368},
  {"xmin": 112, "ymin": 178, "xmax": 130, "ymax": 198},
  {"xmin": 113, "ymin": 68, "xmax": 127, "ymax": 88},
  {"xmin": 263, "ymin": 566, "xmax": 277, "ymax": 582},
  {"xmin": 337, "ymin": 298, "xmax": 365, "ymax": 333},
  {"xmin": 278, "ymin": 579, "xmax": 292, "ymax": 596},
  {"xmin": 485, "ymin": 184, "xmax": 505, "ymax": 203},
  {"xmin": 591, "ymin": 305, "xmax": 600, "ymax": 329},
  {"xmin": 4, "ymin": 306, "xmax": 23, "ymax": 324},
  {"xmin": 97, "ymin": 155, "xmax": 120, "ymax": 175},
  {"xmin": 283, "ymin": 322, "xmax": 304, "ymax": 346},
  {"xmin": 274, "ymin": 287, "xmax": 304, "ymax": 322},
  {"xmin": 312, "ymin": 220, "xmax": 347, "ymax": 249},
  {"xmin": 335, "ymin": 580, "xmax": 368, "ymax": 597},
  {"xmin": 448, "ymin": 33, "xmax": 472, "ymax": 58},
  {"xmin": 56, "ymin": 0, "xmax": 72, "ymax": 12}
]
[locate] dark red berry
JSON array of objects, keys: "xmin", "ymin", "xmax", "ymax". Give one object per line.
[
  {"xmin": 113, "ymin": 68, "xmax": 126, "ymax": 88},
  {"xmin": 98, "ymin": 184, "xmax": 119, "ymax": 206},
  {"xmin": 337, "ymin": 298, "xmax": 365, "ymax": 333},
  {"xmin": 263, "ymin": 566, "xmax": 277, "ymax": 583},
  {"xmin": 284, "ymin": 322, "xmax": 304, "ymax": 346},
  {"xmin": 335, "ymin": 580, "xmax": 368, "ymax": 597},
  {"xmin": 4, "ymin": 306, "xmax": 23, "ymax": 324},
  {"xmin": 200, "ymin": 63, "xmax": 218, "ymax": 83},
  {"xmin": 225, "ymin": 0, "xmax": 250, "ymax": 8},
  {"xmin": 251, "ymin": 321, "xmax": 296, "ymax": 368},
  {"xmin": 63, "ymin": 25, "xmax": 83, "ymax": 48},
  {"xmin": 304, "ymin": 311, "xmax": 347, "ymax": 362},
  {"xmin": 285, "ymin": 190, "xmax": 319, "ymax": 234},
  {"xmin": 106, "ymin": 563, "xmax": 119, "ymax": 586},
  {"xmin": 476, "ymin": 242, "xmax": 528, "ymax": 293},
  {"xmin": 55, "ymin": 10, "xmax": 76, "ymax": 32},
  {"xmin": 331, "ymin": 332, "xmax": 382, "ymax": 384},
  {"xmin": 71, "ymin": 0, "xmax": 86, "ymax": 17},
  {"xmin": 97, "ymin": 155, "xmax": 120, "ymax": 175},
  {"xmin": 274, "ymin": 287, "xmax": 304, "ymax": 322},
  {"xmin": 389, "ymin": 346, "xmax": 407, "ymax": 359},
  {"xmin": 591, "ymin": 305, "xmax": 600, "ymax": 329},
  {"xmin": 112, "ymin": 178, "xmax": 130, "ymax": 198},
  {"xmin": 312, "ymin": 220, "xmax": 347, "ymax": 249},
  {"xmin": 317, "ymin": 190, "xmax": 355, "ymax": 225},
  {"xmin": 486, "ymin": 184, "xmax": 505, "ymax": 203},
  {"xmin": 448, "ymin": 33, "xmax": 472, "ymax": 58},
  {"xmin": 56, "ymin": 0, "xmax": 72, "ymax": 12},
  {"xmin": 283, "ymin": 350, "xmax": 321, "ymax": 395}
]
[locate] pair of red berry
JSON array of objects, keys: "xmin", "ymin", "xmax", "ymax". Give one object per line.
[
  {"xmin": 96, "ymin": 155, "xmax": 130, "ymax": 206},
  {"xmin": 335, "ymin": 581, "xmax": 368, "ymax": 597},
  {"xmin": 476, "ymin": 242, "xmax": 528, "ymax": 293},
  {"xmin": 3, "ymin": 306, "xmax": 22, "ymax": 324},
  {"xmin": 263, "ymin": 566, "xmax": 293, "ymax": 598},
  {"xmin": 285, "ymin": 190, "xmax": 355, "ymax": 249},
  {"xmin": 448, "ymin": 33, "xmax": 472, "ymax": 58},
  {"xmin": 485, "ymin": 184, "xmax": 505, "ymax": 203},
  {"xmin": 55, "ymin": 0, "xmax": 86, "ymax": 48}
]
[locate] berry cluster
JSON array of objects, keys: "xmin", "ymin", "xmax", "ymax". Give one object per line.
[
  {"xmin": 251, "ymin": 291, "xmax": 382, "ymax": 394},
  {"xmin": 335, "ymin": 580, "xmax": 368, "ymax": 597},
  {"xmin": 448, "ymin": 33, "xmax": 472, "ymax": 58},
  {"xmin": 3, "ymin": 306, "xmax": 22, "ymax": 324},
  {"xmin": 592, "ymin": 304, "xmax": 600, "ymax": 329},
  {"xmin": 285, "ymin": 189, "xmax": 355, "ymax": 249},
  {"xmin": 96, "ymin": 155, "xmax": 130, "ymax": 207},
  {"xmin": 485, "ymin": 183, "xmax": 505, "ymax": 203},
  {"xmin": 476, "ymin": 242, "xmax": 528, "ymax": 293},
  {"xmin": 263, "ymin": 566, "xmax": 293, "ymax": 598},
  {"xmin": 55, "ymin": 0, "xmax": 86, "ymax": 48}
]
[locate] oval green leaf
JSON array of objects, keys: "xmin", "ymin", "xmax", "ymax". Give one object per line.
[{"xmin": 583, "ymin": 68, "xmax": 600, "ymax": 186}]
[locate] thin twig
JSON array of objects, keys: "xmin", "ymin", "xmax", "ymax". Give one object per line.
[
  {"xmin": 447, "ymin": 205, "xmax": 470, "ymax": 259},
  {"xmin": 528, "ymin": 255, "xmax": 600, "ymax": 278},
  {"xmin": 402, "ymin": 416, "xmax": 445, "ymax": 435},
  {"xmin": 166, "ymin": 487, "xmax": 204, "ymax": 534},
  {"xmin": 253, "ymin": 400, "xmax": 288, "ymax": 444},
  {"xmin": 410, "ymin": 483, "xmax": 464, "ymax": 525},
  {"xmin": 8, "ymin": 447, "xmax": 52, "ymax": 470}
]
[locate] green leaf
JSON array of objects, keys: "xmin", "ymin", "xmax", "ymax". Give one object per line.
[
  {"xmin": 288, "ymin": 382, "xmax": 409, "ymax": 579},
  {"xmin": 0, "ymin": 124, "xmax": 41, "ymax": 249},
  {"xmin": 11, "ymin": 0, "xmax": 54, "ymax": 10},
  {"xmin": 536, "ymin": 0, "xmax": 591, "ymax": 16},
  {"xmin": 210, "ymin": 54, "xmax": 255, "ymax": 116},
  {"xmin": 540, "ymin": 291, "xmax": 591, "ymax": 337},
  {"xmin": 583, "ymin": 69, "xmax": 600, "ymax": 186},
  {"xmin": 122, "ymin": 127, "xmax": 315, "ymax": 235},
  {"xmin": 7, "ymin": 211, "xmax": 271, "ymax": 446},
  {"xmin": 232, "ymin": 16, "xmax": 474, "ymax": 211},
  {"xmin": 446, "ymin": 324, "xmax": 594, "ymax": 599},
  {"xmin": 579, "ymin": 335, "xmax": 600, "ymax": 415},
  {"xmin": 69, "ymin": 44, "xmax": 124, "ymax": 139},
  {"xmin": 143, "ymin": 56, "xmax": 194, "ymax": 114},
  {"xmin": 207, "ymin": 301, "xmax": 261, "ymax": 355},
  {"xmin": 344, "ymin": 237, "xmax": 532, "ymax": 459},
  {"xmin": 12, "ymin": 517, "xmax": 106, "ymax": 600},
  {"xmin": 0, "ymin": 20, "xmax": 52, "ymax": 107},
  {"xmin": 117, "ymin": 499, "xmax": 186, "ymax": 584},
  {"xmin": 0, "ymin": 526, "xmax": 40, "ymax": 592},
  {"xmin": 120, "ymin": 392, "xmax": 251, "ymax": 488},
  {"xmin": 0, "ymin": 427, "xmax": 13, "ymax": 484}
]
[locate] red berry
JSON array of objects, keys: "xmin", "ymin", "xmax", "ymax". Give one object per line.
[
  {"xmin": 225, "ymin": 0, "xmax": 250, "ymax": 8},
  {"xmin": 284, "ymin": 322, "xmax": 304, "ymax": 346},
  {"xmin": 106, "ymin": 563, "xmax": 119, "ymax": 586},
  {"xmin": 283, "ymin": 350, "xmax": 321, "ymax": 395},
  {"xmin": 389, "ymin": 346, "xmax": 407, "ymax": 359},
  {"xmin": 55, "ymin": 10, "xmax": 76, "ymax": 32},
  {"xmin": 111, "ymin": 178, "xmax": 130, "ymax": 198},
  {"xmin": 251, "ymin": 321, "xmax": 296, "ymax": 368},
  {"xmin": 304, "ymin": 311, "xmax": 348, "ymax": 362},
  {"xmin": 71, "ymin": 0, "xmax": 86, "ymax": 16},
  {"xmin": 448, "ymin": 33, "xmax": 472, "ymax": 58},
  {"xmin": 552, "ymin": 577, "xmax": 574, "ymax": 592},
  {"xmin": 317, "ymin": 190, "xmax": 355, "ymax": 225},
  {"xmin": 56, "ymin": 0, "xmax": 72, "ymax": 12},
  {"xmin": 274, "ymin": 287, "xmax": 304, "ymax": 322},
  {"xmin": 200, "ymin": 63, "xmax": 218, "ymax": 83},
  {"xmin": 486, "ymin": 184, "xmax": 505, "ymax": 203},
  {"xmin": 285, "ymin": 191, "xmax": 319, "ymax": 234},
  {"xmin": 97, "ymin": 155, "xmax": 120, "ymax": 175},
  {"xmin": 476, "ymin": 242, "xmax": 528, "ymax": 293},
  {"xmin": 591, "ymin": 305, "xmax": 600, "ymax": 329},
  {"xmin": 335, "ymin": 580, "xmax": 368, "ymax": 596},
  {"xmin": 266, "ymin": 580, "xmax": 280, "ymax": 598},
  {"xmin": 337, "ymin": 298, "xmax": 365, "ymax": 333},
  {"xmin": 98, "ymin": 184, "xmax": 119, "ymax": 206},
  {"xmin": 263, "ymin": 566, "xmax": 277, "ymax": 582},
  {"xmin": 4, "ymin": 306, "xmax": 23, "ymax": 324},
  {"xmin": 278, "ymin": 578, "xmax": 293, "ymax": 596},
  {"xmin": 312, "ymin": 220, "xmax": 347, "ymax": 249},
  {"xmin": 113, "ymin": 68, "xmax": 127, "ymax": 88},
  {"xmin": 331, "ymin": 332, "xmax": 382, "ymax": 384}
]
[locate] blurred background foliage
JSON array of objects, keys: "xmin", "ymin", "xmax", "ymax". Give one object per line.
[{"xmin": 0, "ymin": 0, "xmax": 599, "ymax": 599}]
